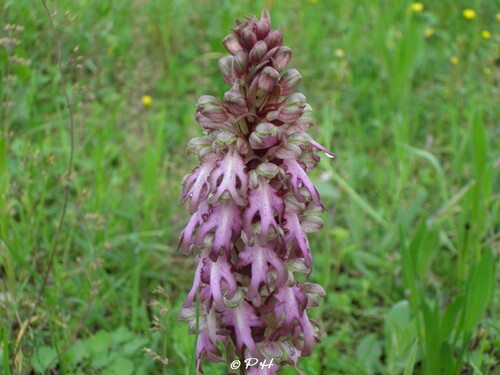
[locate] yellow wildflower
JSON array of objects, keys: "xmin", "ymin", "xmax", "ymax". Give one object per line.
[
  {"xmin": 308, "ymin": 0, "xmax": 318, "ymax": 4},
  {"xmin": 481, "ymin": 30, "xmax": 491, "ymax": 40},
  {"xmin": 424, "ymin": 28, "xmax": 434, "ymax": 37},
  {"xmin": 450, "ymin": 56, "xmax": 459, "ymax": 65},
  {"xmin": 334, "ymin": 48, "xmax": 345, "ymax": 58},
  {"xmin": 496, "ymin": 13, "xmax": 500, "ymax": 21},
  {"xmin": 483, "ymin": 67, "xmax": 491, "ymax": 76},
  {"xmin": 410, "ymin": 3, "xmax": 424, "ymax": 13},
  {"xmin": 142, "ymin": 95, "xmax": 153, "ymax": 108},
  {"xmin": 462, "ymin": 9, "xmax": 476, "ymax": 20}
]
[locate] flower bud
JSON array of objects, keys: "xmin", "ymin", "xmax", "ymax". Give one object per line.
[
  {"xmin": 218, "ymin": 56, "xmax": 234, "ymax": 85},
  {"xmin": 242, "ymin": 27, "xmax": 257, "ymax": 48},
  {"xmin": 257, "ymin": 9, "xmax": 271, "ymax": 39},
  {"xmin": 279, "ymin": 68, "xmax": 302, "ymax": 96},
  {"xmin": 223, "ymin": 34, "xmax": 243, "ymax": 55},
  {"xmin": 249, "ymin": 122, "xmax": 280, "ymax": 149},
  {"xmin": 256, "ymin": 162, "xmax": 280, "ymax": 179},
  {"xmin": 187, "ymin": 136, "xmax": 214, "ymax": 158},
  {"xmin": 279, "ymin": 92, "xmax": 306, "ymax": 121},
  {"xmin": 287, "ymin": 131, "xmax": 311, "ymax": 147},
  {"xmin": 235, "ymin": 137, "xmax": 249, "ymax": 155},
  {"xmin": 257, "ymin": 66, "xmax": 279, "ymax": 93},
  {"xmin": 249, "ymin": 40, "xmax": 268, "ymax": 63},
  {"xmin": 232, "ymin": 51, "xmax": 248, "ymax": 78},
  {"xmin": 272, "ymin": 46, "xmax": 292, "ymax": 72},
  {"xmin": 267, "ymin": 85, "xmax": 282, "ymax": 105},
  {"xmin": 224, "ymin": 80, "xmax": 247, "ymax": 115},
  {"xmin": 215, "ymin": 130, "xmax": 237, "ymax": 146},
  {"xmin": 275, "ymin": 143, "xmax": 302, "ymax": 159},
  {"xmin": 197, "ymin": 95, "xmax": 229, "ymax": 122},
  {"xmin": 296, "ymin": 104, "xmax": 313, "ymax": 131},
  {"xmin": 264, "ymin": 29, "xmax": 283, "ymax": 49}
]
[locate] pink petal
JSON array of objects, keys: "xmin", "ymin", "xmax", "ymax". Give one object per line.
[
  {"xmin": 209, "ymin": 147, "xmax": 248, "ymax": 206},
  {"xmin": 244, "ymin": 176, "xmax": 284, "ymax": 246},
  {"xmin": 195, "ymin": 200, "xmax": 242, "ymax": 259},
  {"xmin": 237, "ymin": 241, "xmax": 287, "ymax": 300},
  {"xmin": 282, "ymin": 159, "xmax": 322, "ymax": 207},
  {"xmin": 182, "ymin": 159, "xmax": 217, "ymax": 214}
]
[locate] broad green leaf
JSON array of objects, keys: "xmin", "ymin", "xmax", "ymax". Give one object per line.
[
  {"xmin": 102, "ymin": 357, "xmax": 134, "ymax": 375},
  {"xmin": 356, "ymin": 334, "xmax": 381, "ymax": 375},
  {"xmin": 387, "ymin": 300, "xmax": 411, "ymax": 328},
  {"xmin": 111, "ymin": 326, "xmax": 134, "ymax": 346},
  {"xmin": 92, "ymin": 351, "xmax": 116, "ymax": 370},
  {"xmin": 86, "ymin": 331, "xmax": 112, "ymax": 355},
  {"xmin": 31, "ymin": 346, "xmax": 58, "ymax": 373},
  {"xmin": 67, "ymin": 340, "xmax": 88, "ymax": 365},
  {"xmin": 122, "ymin": 337, "xmax": 148, "ymax": 356},
  {"xmin": 385, "ymin": 300, "xmax": 417, "ymax": 374}
]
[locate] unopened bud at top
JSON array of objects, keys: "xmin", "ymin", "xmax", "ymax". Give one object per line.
[
  {"xmin": 279, "ymin": 69, "xmax": 302, "ymax": 96},
  {"xmin": 264, "ymin": 29, "xmax": 284, "ymax": 49},
  {"xmin": 279, "ymin": 92, "xmax": 306, "ymax": 121},
  {"xmin": 272, "ymin": 46, "xmax": 292, "ymax": 72},
  {"xmin": 249, "ymin": 40, "xmax": 268, "ymax": 63},
  {"xmin": 266, "ymin": 92, "xmax": 306, "ymax": 122},
  {"xmin": 197, "ymin": 95, "xmax": 229, "ymax": 122},
  {"xmin": 256, "ymin": 9, "xmax": 271, "ymax": 39},
  {"xmin": 223, "ymin": 34, "xmax": 244, "ymax": 55},
  {"xmin": 257, "ymin": 66, "xmax": 279, "ymax": 93},
  {"xmin": 224, "ymin": 80, "xmax": 247, "ymax": 115},
  {"xmin": 219, "ymin": 56, "xmax": 234, "ymax": 85},
  {"xmin": 232, "ymin": 51, "xmax": 248, "ymax": 78},
  {"xmin": 242, "ymin": 27, "xmax": 257, "ymax": 49}
]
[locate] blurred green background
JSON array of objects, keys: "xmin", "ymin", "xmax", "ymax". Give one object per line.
[{"xmin": 1, "ymin": 0, "xmax": 498, "ymax": 374}]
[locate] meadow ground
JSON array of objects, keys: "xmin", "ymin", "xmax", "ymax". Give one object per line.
[{"xmin": 0, "ymin": 0, "xmax": 499, "ymax": 374}]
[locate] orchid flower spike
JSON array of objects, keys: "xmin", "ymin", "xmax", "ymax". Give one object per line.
[{"xmin": 179, "ymin": 9, "xmax": 333, "ymax": 373}]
